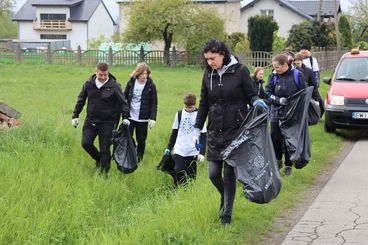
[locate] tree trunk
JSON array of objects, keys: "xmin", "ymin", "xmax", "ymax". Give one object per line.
[
  {"xmin": 334, "ymin": 0, "xmax": 341, "ymax": 50},
  {"xmin": 163, "ymin": 23, "xmax": 173, "ymax": 65},
  {"xmin": 317, "ymin": 0, "xmax": 323, "ymax": 21}
]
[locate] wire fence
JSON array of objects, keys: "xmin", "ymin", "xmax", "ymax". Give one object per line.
[{"xmin": 0, "ymin": 45, "xmax": 346, "ymax": 70}]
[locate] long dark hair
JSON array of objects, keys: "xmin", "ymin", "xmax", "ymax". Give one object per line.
[{"xmin": 202, "ymin": 40, "xmax": 232, "ymax": 67}]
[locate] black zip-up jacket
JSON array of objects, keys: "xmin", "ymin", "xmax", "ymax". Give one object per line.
[
  {"xmin": 195, "ymin": 60, "xmax": 258, "ymax": 160},
  {"xmin": 265, "ymin": 67, "xmax": 306, "ymax": 122},
  {"xmin": 297, "ymin": 64, "xmax": 324, "ymax": 116},
  {"xmin": 251, "ymin": 75, "xmax": 265, "ymax": 99},
  {"xmin": 124, "ymin": 77, "xmax": 158, "ymax": 121},
  {"xmin": 72, "ymin": 73, "xmax": 129, "ymax": 123}
]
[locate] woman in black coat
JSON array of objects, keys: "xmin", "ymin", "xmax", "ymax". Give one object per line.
[
  {"xmin": 194, "ymin": 40, "xmax": 267, "ymax": 225},
  {"xmin": 124, "ymin": 62, "xmax": 158, "ymax": 162},
  {"xmin": 251, "ymin": 67, "xmax": 266, "ymax": 99}
]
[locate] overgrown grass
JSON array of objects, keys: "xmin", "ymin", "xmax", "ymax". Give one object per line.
[{"xmin": 0, "ymin": 64, "xmax": 343, "ymax": 244}]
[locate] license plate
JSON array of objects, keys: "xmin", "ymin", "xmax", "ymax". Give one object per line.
[{"xmin": 352, "ymin": 112, "xmax": 368, "ymax": 119}]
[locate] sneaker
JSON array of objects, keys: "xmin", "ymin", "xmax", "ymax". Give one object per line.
[
  {"xmin": 221, "ymin": 215, "xmax": 232, "ymax": 225},
  {"xmin": 277, "ymin": 160, "xmax": 283, "ymax": 169},
  {"xmin": 284, "ymin": 166, "xmax": 292, "ymax": 177}
]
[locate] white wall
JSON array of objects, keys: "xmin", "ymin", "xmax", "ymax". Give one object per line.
[
  {"xmin": 67, "ymin": 23, "xmax": 88, "ymax": 49},
  {"xmin": 35, "ymin": 6, "xmax": 70, "ymax": 20},
  {"xmin": 18, "ymin": 22, "xmax": 39, "ymax": 40},
  {"xmin": 88, "ymin": 2, "xmax": 115, "ymax": 44},
  {"xmin": 240, "ymin": 0, "xmax": 307, "ymax": 38}
]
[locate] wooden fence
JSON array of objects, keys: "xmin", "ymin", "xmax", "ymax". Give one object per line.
[{"xmin": 0, "ymin": 45, "xmax": 346, "ymax": 70}]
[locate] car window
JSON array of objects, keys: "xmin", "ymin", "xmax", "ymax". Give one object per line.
[{"xmin": 336, "ymin": 57, "xmax": 368, "ymax": 81}]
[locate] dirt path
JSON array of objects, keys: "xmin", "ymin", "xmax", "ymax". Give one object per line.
[{"xmin": 262, "ymin": 129, "xmax": 366, "ymax": 245}]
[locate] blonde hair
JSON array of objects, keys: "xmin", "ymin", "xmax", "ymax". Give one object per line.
[
  {"xmin": 253, "ymin": 67, "xmax": 264, "ymax": 77},
  {"xmin": 131, "ymin": 62, "xmax": 151, "ymax": 79}
]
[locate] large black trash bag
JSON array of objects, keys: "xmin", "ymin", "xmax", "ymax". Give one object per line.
[
  {"xmin": 308, "ymin": 98, "xmax": 321, "ymax": 126},
  {"xmin": 111, "ymin": 124, "xmax": 138, "ymax": 173},
  {"xmin": 279, "ymin": 87, "xmax": 313, "ymax": 169},
  {"xmin": 156, "ymin": 154, "xmax": 175, "ymax": 178},
  {"xmin": 222, "ymin": 106, "xmax": 281, "ymax": 204}
]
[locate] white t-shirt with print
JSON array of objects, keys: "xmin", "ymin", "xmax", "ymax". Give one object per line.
[
  {"xmin": 129, "ymin": 80, "xmax": 148, "ymax": 122},
  {"xmin": 172, "ymin": 109, "xmax": 207, "ymax": 157}
]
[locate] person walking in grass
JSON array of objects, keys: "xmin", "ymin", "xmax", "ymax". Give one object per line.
[
  {"xmin": 194, "ymin": 40, "xmax": 267, "ymax": 225},
  {"xmin": 300, "ymin": 43, "xmax": 320, "ymax": 87},
  {"xmin": 165, "ymin": 93, "xmax": 207, "ymax": 187},
  {"xmin": 72, "ymin": 63, "xmax": 130, "ymax": 176},
  {"xmin": 265, "ymin": 54, "xmax": 306, "ymax": 177},
  {"xmin": 124, "ymin": 62, "xmax": 158, "ymax": 162}
]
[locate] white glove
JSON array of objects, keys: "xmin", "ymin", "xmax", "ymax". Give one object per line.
[
  {"xmin": 72, "ymin": 118, "xmax": 79, "ymax": 128},
  {"xmin": 122, "ymin": 119, "xmax": 130, "ymax": 126},
  {"xmin": 197, "ymin": 154, "xmax": 205, "ymax": 163},
  {"xmin": 149, "ymin": 120, "xmax": 156, "ymax": 129}
]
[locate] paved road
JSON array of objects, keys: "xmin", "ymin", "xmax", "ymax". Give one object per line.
[{"xmin": 281, "ymin": 138, "xmax": 368, "ymax": 244}]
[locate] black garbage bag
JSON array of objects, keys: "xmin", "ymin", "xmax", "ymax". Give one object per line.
[
  {"xmin": 156, "ymin": 154, "xmax": 175, "ymax": 178},
  {"xmin": 279, "ymin": 87, "xmax": 313, "ymax": 169},
  {"xmin": 111, "ymin": 124, "xmax": 138, "ymax": 173},
  {"xmin": 222, "ymin": 106, "xmax": 281, "ymax": 204},
  {"xmin": 308, "ymin": 98, "xmax": 321, "ymax": 126}
]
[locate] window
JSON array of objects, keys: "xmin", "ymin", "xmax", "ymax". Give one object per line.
[
  {"xmin": 40, "ymin": 14, "xmax": 66, "ymax": 21},
  {"xmin": 40, "ymin": 34, "xmax": 67, "ymax": 40},
  {"xmin": 260, "ymin": 9, "xmax": 274, "ymax": 17}
]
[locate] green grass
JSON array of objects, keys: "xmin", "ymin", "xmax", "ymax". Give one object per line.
[{"xmin": 0, "ymin": 64, "xmax": 343, "ymax": 244}]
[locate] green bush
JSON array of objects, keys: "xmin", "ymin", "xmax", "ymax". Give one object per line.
[{"xmin": 248, "ymin": 15, "xmax": 278, "ymax": 52}]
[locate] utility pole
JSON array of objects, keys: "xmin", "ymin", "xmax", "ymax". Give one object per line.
[{"xmin": 317, "ymin": 0, "xmax": 323, "ymax": 21}]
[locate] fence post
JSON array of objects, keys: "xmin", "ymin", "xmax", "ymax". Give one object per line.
[
  {"xmin": 46, "ymin": 45, "xmax": 52, "ymax": 64},
  {"xmin": 108, "ymin": 46, "xmax": 113, "ymax": 65},
  {"xmin": 171, "ymin": 46, "xmax": 177, "ymax": 67},
  {"xmin": 140, "ymin": 45, "xmax": 144, "ymax": 62},
  {"xmin": 76, "ymin": 45, "xmax": 82, "ymax": 65},
  {"xmin": 16, "ymin": 45, "xmax": 21, "ymax": 63}
]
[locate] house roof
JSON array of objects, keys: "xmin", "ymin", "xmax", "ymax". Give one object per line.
[
  {"xmin": 288, "ymin": 0, "xmax": 341, "ymax": 18},
  {"xmin": 241, "ymin": 0, "xmax": 340, "ymax": 19},
  {"xmin": 13, "ymin": 0, "xmax": 116, "ymax": 24}
]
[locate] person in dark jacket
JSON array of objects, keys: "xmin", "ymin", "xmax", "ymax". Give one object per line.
[
  {"xmin": 165, "ymin": 93, "xmax": 207, "ymax": 186},
  {"xmin": 251, "ymin": 67, "xmax": 266, "ymax": 99},
  {"xmin": 124, "ymin": 62, "xmax": 158, "ymax": 162},
  {"xmin": 294, "ymin": 53, "xmax": 324, "ymax": 117},
  {"xmin": 265, "ymin": 54, "xmax": 306, "ymax": 177},
  {"xmin": 194, "ymin": 40, "xmax": 267, "ymax": 225},
  {"xmin": 72, "ymin": 63, "xmax": 130, "ymax": 176}
]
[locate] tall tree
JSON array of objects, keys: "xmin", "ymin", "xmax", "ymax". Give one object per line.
[
  {"xmin": 317, "ymin": 0, "xmax": 323, "ymax": 21},
  {"xmin": 339, "ymin": 15, "xmax": 352, "ymax": 48},
  {"xmin": 124, "ymin": 0, "xmax": 193, "ymax": 64},
  {"xmin": 0, "ymin": 0, "xmax": 14, "ymax": 14},
  {"xmin": 248, "ymin": 15, "xmax": 278, "ymax": 52},
  {"xmin": 348, "ymin": 0, "xmax": 368, "ymax": 41},
  {"xmin": 334, "ymin": 0, "xmax": 341, "ymax": 50}
]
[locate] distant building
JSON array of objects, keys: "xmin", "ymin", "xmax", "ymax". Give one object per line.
[
  {"xmin": 13, "ymin": 0, "xmax": 117, "ymax": 49},
  {"xmin": 241, "ymin": 0, "xmax": 341, "ymax": 38}
]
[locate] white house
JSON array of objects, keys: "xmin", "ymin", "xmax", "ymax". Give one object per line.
[
  {"xmin": 13, "ymin": 0, "xmax": 117, "ymax": 49},
  {"xmin": 241, "ymin": 0, "xmax": 341, "ymax": 38}
]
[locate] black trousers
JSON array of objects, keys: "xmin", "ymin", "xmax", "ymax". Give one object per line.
[
  {"xmin": 81, "ymin": 120, "xmax": 115, "ymax": 173},
  {"xmin": 270, "ymin": 121, "xmax": 292, "ymax": 167},
  {"xmin": 172, "ymin": 154, "xmax": 197, "ymax": 186},
  {"xmin": 128, "ymin": 120, "xmax": 148, "ymax": 161},
  {"xmin": 208, "ymin": 160, "xmax": 236, "ymax": 219}
]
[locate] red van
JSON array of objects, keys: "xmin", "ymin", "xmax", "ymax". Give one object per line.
[{"xmin": 324, "ymin": 49, "xmax": 368, "ymax": 133}]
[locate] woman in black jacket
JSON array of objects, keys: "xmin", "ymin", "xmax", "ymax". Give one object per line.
[
  {"xmin": 251, "ymin": 67, "xmax": 266, "ymax": 99},
  {"xmin": 124, "ymin": 62, "xmax": 158, "ymax": 162},
  {"xmin": 194, "ymin": 40, "xmax": 267, "ymax": 225}
]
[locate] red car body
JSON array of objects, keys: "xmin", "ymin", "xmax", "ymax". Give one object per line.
[{"xmin": 324, "ymin": 50, "xmax": 368, "ymax": 133}]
